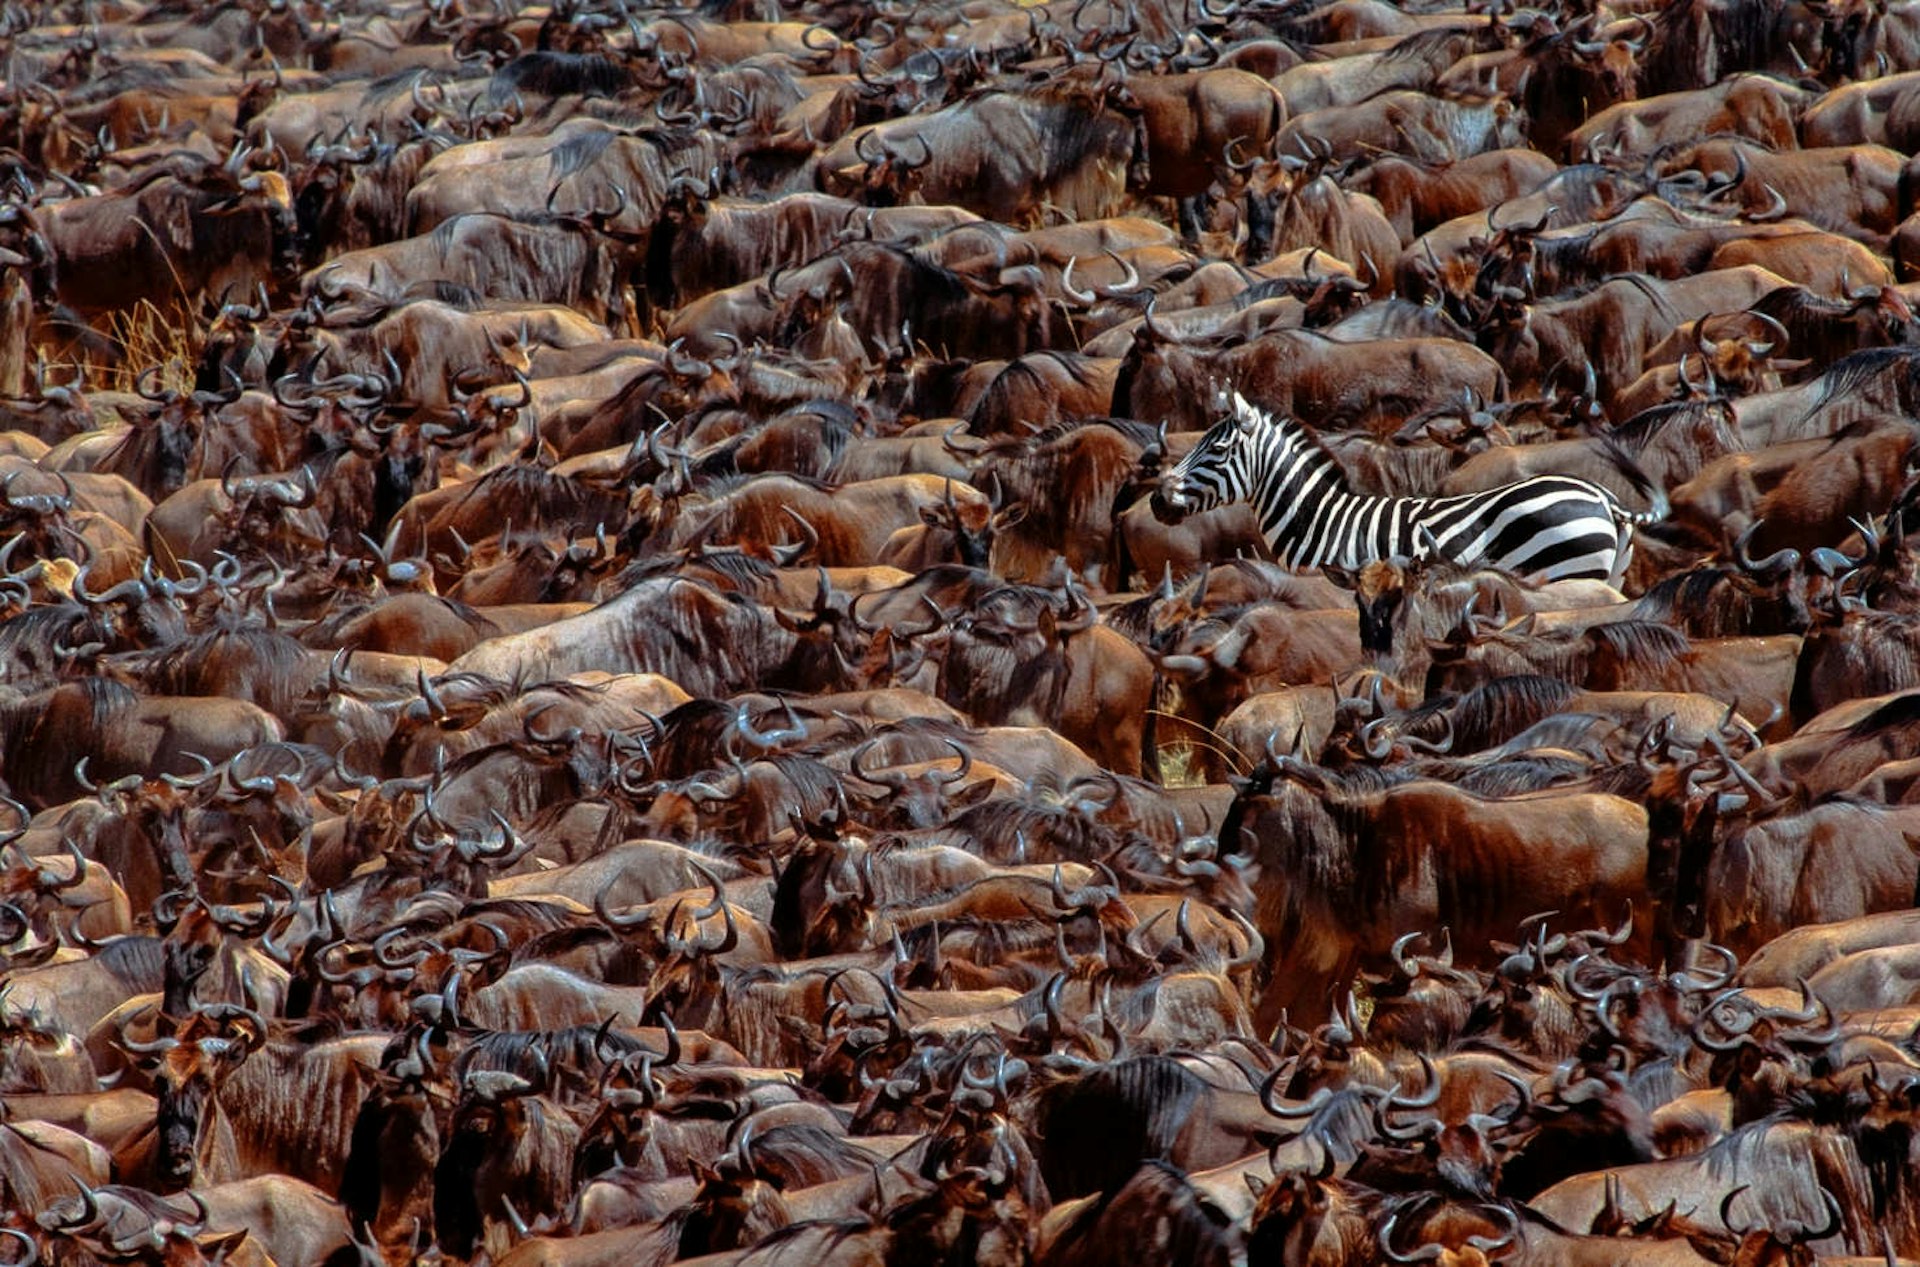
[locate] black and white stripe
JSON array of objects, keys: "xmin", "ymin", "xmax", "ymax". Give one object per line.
[{"xmin": 1158, "ymin": 393, "xmax": 1661, "ymax": 584}]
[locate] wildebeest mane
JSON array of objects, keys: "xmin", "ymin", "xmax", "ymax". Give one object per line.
[
  {"xmin": 1045, "ymin": 1159, "xmax": 1241, "ymax": 1266},
  {"xmin": 1535, "ymin": 162, "xmax": 1640, "ymax": 222},
  {"xmin": 545, "ymin": 127, "xmax": 623, "ymax": 184},
  {"xmin": 904, "ymin": 912, "xmax": 1057, "ymax": 968},
  {"xmin": 1843, "ymin": 689, "xmax": 1920, "ymax": 737},
  {"xmin": 0, "ymin": 603, "xmax": 105, "ymax": 687},
  {"xmin": 455, "ymin": 1021, "xmax": 642, "ymax": 1089},
  {"xmin": 1609, "ymin": 398, "xmax": 1739, "ymax": 457},
  {"xmin": 1629, "ymin": 565, "xmax": 1804, "ymax": 638},
  {"xmin": 0, "ymin": 678, "xmax": 141, "ymax": 805},
  {"xmin": 1809, "ymin": 346, "xmax": 1920, "ymax": 412},
  {"xmin": 619, "ymin": 545, "xmax": 782, "ymax": 595},
  {"xmin": 737, "ymin": 1122, "xmax": 892, "ymax": 1189},
  {"xmin": 1379, "ymin": 24, "xmax": 1485, "ymax": 65},
  {"xmin": 1642, "ymin": 0, "xmax": 1789, "ymax": 95},
  {"xmin": 364, "ymin": 67, "xmax": 453, "ymax": 111},
  {"xmin": 1586, "ymin": 618, "xmax": 1692, "ymax": 672},
  {"xmin": 1447, "ymin": 674, "xmax": 1583, "ymax": 751},
  {"xmin": 143, "ymin": 624, "xmax": 314, "ymax": 719},
  {"xmin": 491, "ymin": 51, "xmax": 632, "ymax": 99},
  {"xmin": 945, "ymin": 795, "xmax": 1123, "ymax": 864},
  {"xmin": 446, "ymin": 464, "xmax": 630, "ymax": 542},
  {"xmin": 631, "ymin": 698, "xmax": 741, "ymax": 781},
  {"xmin": 1032, "ymin": 1055, "xmax": 1211, "ymax": 1199},
  {"xmin": 409, "ymin": 278, "xmax": 489, "ymax": 309},
  {"xmin": 91, "ymin": 934, "xmax": 166, "ymax": 991},
  {"xmin": 1000, "ymin": 79, "xmax": 1128, "ymax": 178},
  {"xmin": 1451, "ymin": 755, "xmax": 1593, "ymax": 795}
]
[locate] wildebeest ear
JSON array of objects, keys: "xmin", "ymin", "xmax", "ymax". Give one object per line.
[
  {"xmin": 954, "ymin": 779, "xmax": 997, "ymax": 808},
  {"xmin": 919, "ymin": 504, "xmax": 947, "ymax": 529},
  {"xmin": 1245, "ymin": 1173, "xmax": 1270, "ymax": 1198},
  {"xmin": 992, "ymin": 503, "xmax": 1027, "ymax": 530},
  {"xmin": 1322, "ymin": 564, "xmax": 1356, "ymax": 590},
  {"xmin": 196, "ymin": 1230, "xmax": 252, "ymax": 1259}
]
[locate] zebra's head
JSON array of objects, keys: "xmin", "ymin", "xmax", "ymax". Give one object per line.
[{"xmin": 1150, "ymin": 391, "xmax": 1267, "ymax": 524}]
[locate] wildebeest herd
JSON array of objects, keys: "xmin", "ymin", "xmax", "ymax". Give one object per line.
[{"xmin": 7, "ymin": 0, "xmax": 1920, "ymax": 1261}]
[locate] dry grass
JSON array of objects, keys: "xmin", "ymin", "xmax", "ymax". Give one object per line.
[
  {"xmin": 95, "ymin": 300, "xmax": 200, "ymax": 394},
  {"xmin": 1158, "ymin": 742, "xmax": 1206, "ymax": 789},
  {"xmin": 1148, "ymin": 695, "xmax": 1251, "ymax": 786},
  {"xmin": 32, "ymin": 298, "xmax": 202, "ymax": 397}
]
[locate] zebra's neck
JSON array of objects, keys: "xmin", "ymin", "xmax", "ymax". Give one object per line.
[{"xmin": 1245, "ymin": 420, "xmax": 1411, "ymax": 569}]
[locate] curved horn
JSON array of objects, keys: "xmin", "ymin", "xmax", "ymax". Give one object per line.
[{"xmin": 1379, "ymin": 1212, "xmax": 1447, "ymax": 1264}]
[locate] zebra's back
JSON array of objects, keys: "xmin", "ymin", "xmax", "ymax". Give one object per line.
[{"xmin": 1409, "ymin": 475, "xmax": 1632, "ymax": 583}]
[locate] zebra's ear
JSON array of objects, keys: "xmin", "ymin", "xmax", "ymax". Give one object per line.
[{"xmin": 1231, "ymin": 392, "xmax": 1260, "ymax": 432}]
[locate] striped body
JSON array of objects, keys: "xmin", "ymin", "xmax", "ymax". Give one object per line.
[{"xmin": 1158, "ymin": 393, "xmax": 1657, "ymax": 584}]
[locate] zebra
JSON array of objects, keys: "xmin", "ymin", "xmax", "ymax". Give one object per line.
[{"xmin": 1151, "ymin": 392, "xmax": 1666, "ymax": 585}]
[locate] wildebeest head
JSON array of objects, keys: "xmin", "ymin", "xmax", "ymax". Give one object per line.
[
  {"xmin": 917, "ymin": 477, "xmax": 1026, "ymax": 570},
  {"xmin": 123, "ymin": 1006, "xmax": 267, "ymax": 1189},
  {"xmin": 846, "ymin": 737, "xmax": 994, "ymax": 829},
  {"xmin": 679, "ymin": 1126, "xmax": 796, "ymax": 1257},
  {"xmin": 770, "ymin": 838, "xmax": 872, "ymax": 958}
]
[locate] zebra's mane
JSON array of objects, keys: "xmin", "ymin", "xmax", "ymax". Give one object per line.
[{"xmin": 1234, "ymin": 393, "xmax": 1354, "ymax": 493}]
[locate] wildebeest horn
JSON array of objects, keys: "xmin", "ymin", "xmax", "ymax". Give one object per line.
[
  {"xmin": 1378, "ymin": 1211, "xmax": 1447, "ymax": 1263},
  {"xmin": 1260, "ymin": 1068, "xmax": 1329, "ymax": 1119},
  {"xmin": 1731, "ymin": 521, "xmax": 1798, "ymax": 577},
  {"xmin": 372, "ymin": 926, "xmax": 430, "ymax": 968},
  {"xmin": 772, "ymin": 507, "xmax": 818, "ymax": 566},
  {"xmin": 1791, "ymin": 1187, "xmax": 1845, "ymax": 1243},
  {"xmin": 1061, "ymin": 256, "xmax": 1096, "ymax": 306},
  {"xmin": 1744, "ymin": 309, "xmax": 1789, "ymax": 354},
  {"xmin": 931, "ymin": 739, "xmax": 972, "ymax": 785},
  {"xmin": 46, "ymin": 1180, "xmax": 104, "ymax": 1232},
  {"xmin": 1388, "ymin": 1053, "xmax": 1443, "ymax": 1112},
  {"xmin": 71, "ymin": 562, "xmax": 148, "ymax": 608},
  {"xmin": 116, "ymin": 1011, "xmax": 179, "ymax": 1055},
  {"xmin": 595, "ymin": 887, "xmax": 653, "ymax": 931},
  {"xmin": 734, "ymin": 700, "xmax": 804, "ymax": 751},
  {"xmin": 849, "ymin": 738, "xmax": 907, "ymax": 791},
  {"xmin": 160, "ymin": 751, "xmax": 218, "ymax": 789},
  {"xmin": 1747, "ymin": 183, "xmax": 1788, "ymax": 221},
  {"xmin": 665, "ymin": 337, "xmax": 711, "ymax": 380},
  {"xmin": 1466, "ymin": 1205, "xmax": 1518, "ymax": 1253},
  {"xmin": 1696, "ymin": 313, "xmax": 1722, "ymax": 358},
  {"xmin": 133, "ymin": 364, "xmax": 174, "ymax": 402},
  {"xmin": 1720, "ymin": 1184, "xmax": 1755, "ymax": 1234},
  {"xmin": 417, "ymin": 667, "xmax": 447, "ymax": 720},
  {"xmin": 1140, "ymin": 296, "xmax": 1171, "ymax": 342},
  {"xmin": 1674, "ymin": 940, "xmax": 1737, "ymax": 991},
  {"xmin": 0, "ymin": 1228, "xmax": 34, "ymax": 1267},
  {"xmin": 1225, "ymin": 909, "xmax": 1264, "ymax": 973}
]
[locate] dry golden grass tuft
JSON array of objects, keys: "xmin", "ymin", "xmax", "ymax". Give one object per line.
[
  {"xmin": 95, "ymin": 299, "xmax": 201, "ymax": 394},
  {"xmin": 1156, "ymin": 743, "xmax": 1207, "ymax": 789},
  {"xmin": 31, "ymin": 299, "xmax": 203, "ymax": 397}
]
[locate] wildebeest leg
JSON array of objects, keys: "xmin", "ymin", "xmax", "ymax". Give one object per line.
[{"xmin": 1177, "ymin": 195, "xmax": 1204, "ymax": 247}]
